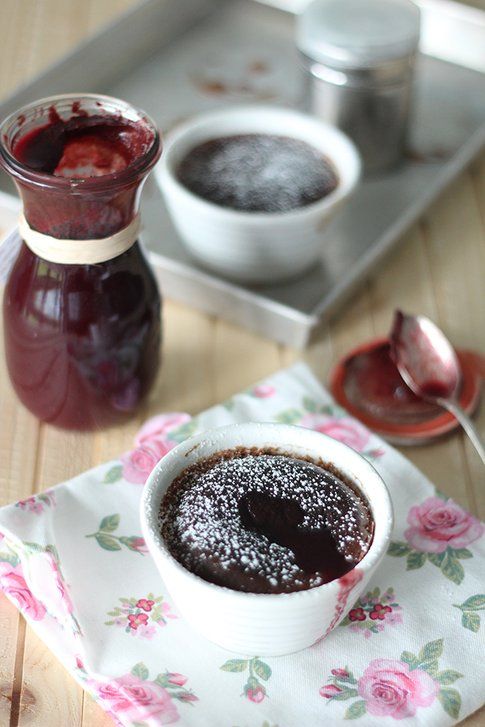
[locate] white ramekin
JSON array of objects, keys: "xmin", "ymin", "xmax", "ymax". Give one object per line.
[
  {"xmin": 140, "ymin": 422, "xmax": 393, "ymax": 656},
  {"xmin": 156, "ymin": 106, "xmax": 361, "ymax": 284}
]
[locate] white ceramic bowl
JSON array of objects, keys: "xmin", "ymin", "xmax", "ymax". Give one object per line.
[
  {"xmin": 141, "ymin": 422, "xmax": 392, "ymax": 656},
  {"xmin": 156, "ymin": 106, "xmax": 361, "ymax": 284}
]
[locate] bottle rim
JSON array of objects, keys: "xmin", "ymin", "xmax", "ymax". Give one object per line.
[{"xmin": 0, "ymin": 93, "xmax": 161, "ymax": 192}]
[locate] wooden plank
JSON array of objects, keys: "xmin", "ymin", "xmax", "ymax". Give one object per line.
[
  {"xmin": 421, "ymin": 170, "xmax": 485, "ymax": 353},
  {"xmin": 327, "ymin": 288, "xmax": 376, "ymax": 362},
  {"xmin": 0, "ymin": 0, "xmax": 137, "ymax": 101},
  {"xmin": 213, "ymin": 318, "xmax": 281, "ymax": 402},
  {"xmin": 0, "ymin": 290, "xmax": 39, "ymax": 727},
  {"xmin": 461, "ymin": 709, "xmax": 485, "ymax": 726},
  {"xmin": 152, "ymin": 301, "xmax": 216, "ymax": 416},
  {"xmin": 81, "ymin": 697, "xmax": 114, "ymax": 727},
  {"xmin": 421, "ymin": 166, "xmax": 485, "ymax": 512},
  {"xmin": 0, "ymin": 597, "xmax": 22, "ymax": 726},
  {"xmin": 17, "ymin": 628, "xmax": 83, "ymax": 727},
  {"xmin": 366, "ymin": 227, "xmax": 439, "ymax": 331},
  {"xmin": 466, "ymin": 155, "xmax": 485, "ymax": 520},
  {"xmin": 35, "ymin": 429, "xmax": 95, "ymax": 490}
]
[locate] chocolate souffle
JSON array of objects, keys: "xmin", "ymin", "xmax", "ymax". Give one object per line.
[
  {"xmin": 159, "ymin": 448, "xmax": 374, "ymax": 594},
  {"xmin": 176, "ymin": 134, "xmax": 338, "ymax": 213}
]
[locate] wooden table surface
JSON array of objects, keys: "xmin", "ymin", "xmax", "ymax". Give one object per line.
[{"xmin": 0, "ymin": 1, "xmax": 484, "ymax": 725}]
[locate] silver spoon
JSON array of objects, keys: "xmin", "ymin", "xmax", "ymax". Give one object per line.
[{"xmin": 390, "ymin": 310, "xmax": 485, "ymax": 464}]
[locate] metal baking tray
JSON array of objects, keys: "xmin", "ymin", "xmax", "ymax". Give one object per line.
[{"xmin": 0, "ymin": 0, "xmax": 484, "ymax": 347}]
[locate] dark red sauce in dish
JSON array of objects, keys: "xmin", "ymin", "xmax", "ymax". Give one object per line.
[{"xmin": 343, "ymin": 342, "xmax": 442, "ymax": 423}]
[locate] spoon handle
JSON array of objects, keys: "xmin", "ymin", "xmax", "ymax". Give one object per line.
[{"xmin": 439, "ymin": 399, "xmax": 485, "ymax": 465}]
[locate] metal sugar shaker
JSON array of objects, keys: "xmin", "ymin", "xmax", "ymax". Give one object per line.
[{"xmin": 297, "ymin": 0, "xmax": 421, "ymax": 174}]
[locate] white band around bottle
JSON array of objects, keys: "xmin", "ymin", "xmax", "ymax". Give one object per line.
[{"xmin": 18, "ymin": 213, "xmax": 141, "ymax": 264}]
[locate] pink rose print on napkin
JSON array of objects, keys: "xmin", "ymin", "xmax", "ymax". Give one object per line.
[
  {"xmin": 89, "ymin": 662, "xmax": 198, "ymax": 725},
  {"xmin": 105, "ymin": 593, "xmax": 177, "ymax": 638},
  {"xmin": 126, "ymin": 537, "xmax": 149, "ymax": 554},
  {"xmin": 320, "ymin": 683, "xmax": 343, "ymax": 698},
  {"xmin": 250, "ymin": 384, "xmax": 276, "ymax": 399},
  {"xmin": 104, "ymin": 413, "xmax": 193, "ymax": 485},
  {"xmin": 135, "ymin": 413, "xmax": 192, "ymax": 447},
  {"xmin": 389, "ymin": 495, "xmax": 484, "ymax": 584},
  {"xmin": 0, "ymin": 561, "xmax": 46, "ymax": 621},
  {"xmin": 405, "ymin": 497, "xmax": 483, "ymax": 553},
  {"xmin": 331, "ymin": 668, "xmax": 350, "ymax": 679},
  {"xmin": 121, "ymin": 439, "xmax": 173, "ymax": 485},
  {"xmin": 340, "ymin": 586, "xmax": 403, "ymax": 638},
  {"xmin": 357, "ymin": 659, "xmax": 439, "ymax": 719},
  {"xmin": 91, "ymin": 673, "xmax": 179, "ymax": 724},
  {"xmin": 277, "ymin": 397, "xmax": 385, "ymax": 460},
  {"xmin": 301, "ymin": 414, "xmax": 370, "ymax": 451},
  {"xmin": 16, "ymin": 491, "xmax": 55, "ymax": 515},
  {"xmin": 23, "ymin": 549, "xmax": 81, "ymax": 633},
  {"xmin": 17, "ymin": 497, "xmax": 43, "ymax": 515},
  {"xmin": 167, "ymin": 673, "xmax": 187, "ymax": 687},
  {"xmin": 246, "ymin": 686, "xmax": 266, "ymax": 703},
  {"xmin": 137, "ymin": 598, "xmax": 155, "ymax": 611},
  {"xmin": 321, "ymin": 639, "xmax": 463, "ymax": 720}
]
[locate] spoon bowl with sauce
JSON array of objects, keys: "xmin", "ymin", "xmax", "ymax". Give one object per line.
[{"xmin": 390, "ymin": 311, "xmax": 485, "ymax": 463}]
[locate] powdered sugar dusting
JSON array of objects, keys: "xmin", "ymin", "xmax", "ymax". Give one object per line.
[
  {"xmin": 159, "ymin": 451, "xmax": 373, "ymax": 594},
  {"xmin": 176, "ymin": 134, "xmax": 338, "ymax": 213}
]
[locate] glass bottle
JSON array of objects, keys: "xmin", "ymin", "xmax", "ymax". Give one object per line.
[{"xmin": 0, "ymin": 94, "xmax": 162, "ymax": 430}]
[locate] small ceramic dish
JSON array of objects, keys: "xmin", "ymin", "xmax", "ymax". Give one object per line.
[
  {"xmin": 329, "ymin": 337, "xmax": 482, "ymax": 445},
  {"xmin": 140, "ymin": 422, "xmax": 393, "ymax": 656},
  {"xmin": 156, "ymin": 105, "xmax": 361, "ymax": 284}
]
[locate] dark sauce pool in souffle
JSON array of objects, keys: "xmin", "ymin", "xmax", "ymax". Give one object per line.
[
  {"xmin": 159, "ymin": 448, "xmax": 374, "ymax": 594},
  {"xmin": 176, "ymin": 134, "xmax": 339, "ymax": 213}
]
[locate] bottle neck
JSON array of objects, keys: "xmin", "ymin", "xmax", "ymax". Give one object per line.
[
  {"xmin": 15, "ymin": 178, "xmax": 145, "ymax": 240},
  {"xmin": 0, "ymin": 93, "xmax": 161, "ymax": 241}
]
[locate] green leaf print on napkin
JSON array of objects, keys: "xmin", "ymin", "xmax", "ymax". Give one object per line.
[
  {"xmin": 86, "ymin": 515, "xmax": 148, "ymax": 555},
  {"xmin": 454, "ymin": 594, "xmax": 485, "ymax": 632},
  {"xmin": 221, "ymin": 656, "xmax": 272, "ymax": 703},
  {"xmin": 103, "ymin": 465, "xmax": 123, "ymax": 484}
]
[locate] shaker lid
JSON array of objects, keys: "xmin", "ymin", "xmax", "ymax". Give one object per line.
[{"xmin": 297, "ymin": 0, "xmax": 421, "ymax": 69}]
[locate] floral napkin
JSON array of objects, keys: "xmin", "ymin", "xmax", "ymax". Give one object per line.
[{"xmin": 0, "ymin": 362, "xmax": 484, "ymax": 727}]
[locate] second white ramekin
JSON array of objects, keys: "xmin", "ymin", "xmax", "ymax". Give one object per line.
[
  {"xmin": 141, "ymin": 422, "xmax": 392, "ymax": 656},
  {"xmin": 156, "ymin": 106, "xmax": 361, "ymax": 284}
]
